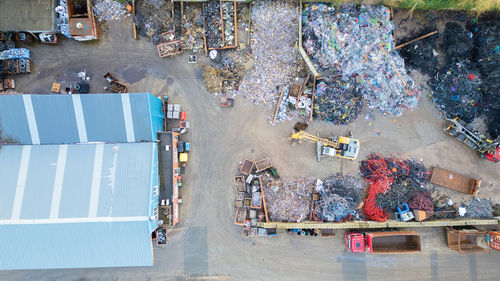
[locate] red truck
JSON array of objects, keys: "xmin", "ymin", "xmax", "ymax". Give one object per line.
[{"xmin": 346, "ymin": 231, "xmax": 422, "ymax": 254}]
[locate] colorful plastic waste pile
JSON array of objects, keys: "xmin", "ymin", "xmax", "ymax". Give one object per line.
[{"xmin": 302, "ymin": 4, "xmax": 420, "ymax": 120}]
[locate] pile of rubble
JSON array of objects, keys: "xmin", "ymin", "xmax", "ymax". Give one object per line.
[
  {"xmin": 92, "ymin": 0, "xmax": 129, "ymax": 22},
  {"xmin": 236, "ymin": 0, "xmax": 301, "ymax": 107},
  {"xmin": 303, "ymin": 4, "xmax": 420, "ymax": 122}
]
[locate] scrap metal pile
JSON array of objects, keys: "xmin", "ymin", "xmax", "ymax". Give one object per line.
[
  {"xmin": 236, "ymin": 0, "xmax": 300, "ymax": 106},
  {"xmin": 92, "ymin": 0, "xmax": 129, "ymax": 22},
  {"xmin": 429, "ymin": 59, "xmax": 482, "ymax": 123},
  {"xmin": 472, "ymin": 17, "xmax": 500, "ymax": 138},
  {"xmin": 202, "ymin": 0, "xmax": 236, "ymax": 49},
  {"xmin": 360, "ymin": 154, "xmax": 431, "ymax": 221},
  {"xmin": 134, "ymin": 0, "xmax": 174, "ymax": 44},
  {"xmin": 466, "ymin": 198, "xmax": 494, "ymax": 219},
  {"xmin": 201, "ymin": 50, "xmax": 251, "ymax": 95},
  {"xmin": 262, "ymin": 176, "xmax": 314, "ymax": 223},
  {"xmin": 221, "ymin": 1, "xmax": 236, "ymax": 47},
  {"xmin": 233, "ymin": 158, "xmax": 276, "ymax": 237},
  {"xmin": 428, "ymin": 22, "xmax": 483, "ymax": 124},
  {"xmin": 203, "ymin": 0, "xmax": 223, "ymax": 49},
  {"xmin": 400, "ymin": 16, "xmax": 500, "ymax": 138},
  {"xmin": 180, "ymin": 4, "xmax": 205, "ymax": 50},
  {"xmin": 314, "ymin": 79, "xmax": 362, "ymax": 125},
  {"xmin": 274, "ymin": 81, "xmax": 313, "ymax": 123},
  {"xmin": 0, "ymin": 33, "xmax": 31, "ymax": 75},
  {"xmin": 313, "ymin": 175, "xmax": 363, "ymax": 222},
  {"xmin": 302, "ymin": 4, "xmax": 420, "ymax": 124}
]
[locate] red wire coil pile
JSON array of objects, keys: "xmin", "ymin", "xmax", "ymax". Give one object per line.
[{"xmin": 360, "ymin": 154, "xmax": 410, "ymax": 221}]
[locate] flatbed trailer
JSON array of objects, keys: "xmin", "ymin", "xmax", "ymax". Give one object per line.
[{"xmin": 430, "ymin": 167, "xmax": 480, "ymax": 196}]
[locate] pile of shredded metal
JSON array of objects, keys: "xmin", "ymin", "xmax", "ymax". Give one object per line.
[
  {"xmin": 134, "ymin": 0, "xmax": 174, "ymax": 44},
  {"xmin": 236, "ymin": 0, "xmax": 300, "ymax": 106},
  {"xmin": 261, "ymin": 176, "xmax": 314, "ymax": 223},
  {"xmin": 313, "ymin": 79, "xmax": 363, "ymax": 125},
  {"xmin": 92, "ymin": 0, "xmax": 129, "ymax": 22},
  {"xmin": 314, "ymin": 175, "xmax": 363, "ymax": 222},
  {"xmin": 466, "ymin": 198, "xmax": 494, "ymax": 218}
]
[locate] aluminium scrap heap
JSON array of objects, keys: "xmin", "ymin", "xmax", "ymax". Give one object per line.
[
  {"xmin": 236, "ymin": 0, "xmax": 301, "ymax": 107},
  {"xmin": 303, "ymin": 4, "xmax": 420, "ymax": 120},
  {"xmin": 262, "ymin": 176, "xmax": 314, "ymax": 223},
  {"xmin": 92, "ymin": 0, "xmax": 129, "ymax": 22}
]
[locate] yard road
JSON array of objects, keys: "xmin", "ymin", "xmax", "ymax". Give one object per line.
[{"xmin": 1, "ymin": 18, "xmax": 498, "ymax": 281}]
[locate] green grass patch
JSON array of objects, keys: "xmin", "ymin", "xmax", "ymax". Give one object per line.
[
  {"xmin": 301, "ymin": 0, "xmax": 500, "ymax": 12},
  {"xmin": 383, "ymin": 0, "xmax": 499, "ymax": 12}
]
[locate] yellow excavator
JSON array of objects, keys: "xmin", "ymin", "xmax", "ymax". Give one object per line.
[{"xmin": 289, "ymin": 131, "xmax": 360, "ymax": 162}]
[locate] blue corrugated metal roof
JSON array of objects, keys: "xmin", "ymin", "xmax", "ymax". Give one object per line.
[
  {"xmin": 0, "ymin": 93, "xmax": 164, "ymax": 144},
  {"xmin": 0, "ymin": 221, "xmax": 153, "ymax": 270},
  {"xmin": 0, "ymin": 143, "xmax": 156, "ymax": 220},
  {"xmin": 0, "ymin": 142, "xmax": 158, "ymax": 269}
]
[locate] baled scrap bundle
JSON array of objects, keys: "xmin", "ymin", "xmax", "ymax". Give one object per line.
[
  {"xmin": 236, "ymin": 0, "xmax": 300, "ymax": 106},
  {"xmin": 261, "ymin": 176, "xmax": 314, "ymax": 222},
  {"xmin": 302, "ymin": 4, "xmax": 420, "ymax": 118},
  {"xmin": 315, "ymin": 175, "xmax": 362, "ymax": 221}
]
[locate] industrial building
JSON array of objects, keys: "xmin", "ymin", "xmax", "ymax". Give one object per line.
[
  {"xmin": 0, "ymin": 93, "xmax": 164, "ymax": 270},
  {"xmin": 0, "ymin": 93, "xmax": 163, "ymax": 144}
]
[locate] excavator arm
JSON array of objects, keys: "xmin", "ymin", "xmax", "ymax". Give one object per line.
[{"xmin": 290, "ymin": 131, "xmax": 339, "ymax": 148}]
